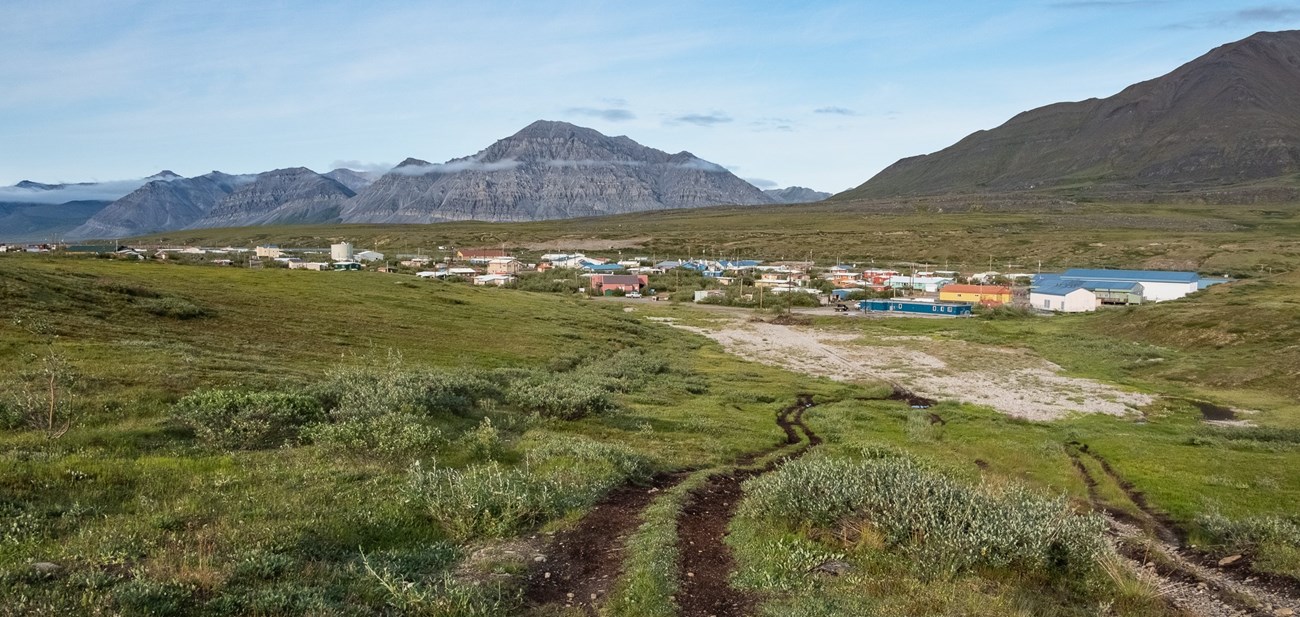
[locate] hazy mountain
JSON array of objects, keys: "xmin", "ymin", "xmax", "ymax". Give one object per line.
[
  {"xmin": 187, "ymin": 168, "xmax": 354, "ymax": 229},
  {"xmin": 0, "ymin": 172, "xmax": 185, "ymax": 241},
  {"xmin": 764, "ymin": 186, "xmax": 831, "ymax": 203},
  {"xmin": 69, "ymin": 172, "xmax": 252, "ymax": 239},
  {"xmin": 323, "ymin": 168, "xmax": 378, "ymax": 192},
  {"xmin": 0, "ymin": 201, "xmax": 112, "ymax": 242},
  {"xmin": 840, "ymin": 30, "xmax": 1300, "ymax": 199},
  {"xmin": 342, "ymin": 120, "xmax": 774, "ymax": 223}
]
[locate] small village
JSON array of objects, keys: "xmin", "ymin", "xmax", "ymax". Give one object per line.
[{"xmin": 1, "ymin": 239, "xmax": 1230, "ymax": 316}]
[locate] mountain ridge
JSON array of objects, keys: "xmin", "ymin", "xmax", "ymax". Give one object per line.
[{"xmin": 838, "ymin": 29, "xmax": 1300, "ymax": 200}]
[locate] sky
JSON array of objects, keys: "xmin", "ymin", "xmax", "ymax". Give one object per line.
[{"xmin": 2, "ymin": 0, "xmax": 1298, "ymax": 194}]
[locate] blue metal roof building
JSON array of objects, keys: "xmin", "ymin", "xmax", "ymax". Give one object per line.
[{"xmin": 1060, "ymin": 268, "xmax": 1197, "ymax": 283}]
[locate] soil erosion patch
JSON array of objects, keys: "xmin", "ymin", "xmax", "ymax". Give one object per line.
[
  {"xmin": 524, "ymin": 473, "xmax": 685, "ymax": 614},
  {"xmin": 676, "ymin": 395, "xmax": 819, "ymax": 617}
]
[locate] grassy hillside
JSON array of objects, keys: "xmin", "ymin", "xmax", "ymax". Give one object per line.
[
  {"xmin": 2, "ymin": 254, "xmax": 1296, "ymax": 616},
  {"xmin": 130, "ymin": 200, "xmax": 1300, "ymax": 277}
]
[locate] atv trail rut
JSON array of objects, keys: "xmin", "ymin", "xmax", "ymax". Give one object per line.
[
  {"xmin": 524, "ymin": 473, "xmax": 686, "ymax": 615},
  {"xmin": 676, "ymin": 395, "xmax": 820, "ymax": 617},
  {"xmin": 1067, "ymin": 442, "xmax": 1299, "ymax": 617}
]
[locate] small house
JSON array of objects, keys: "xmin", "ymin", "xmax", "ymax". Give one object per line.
[
  {"xmin": 456, "ymin": 248, "xmax": 509, "ymax": 264},
  {"xmin": 590, "ymin": 274, "xmax": 648, "ymax": 295},
  {"xmin": 472, "ymin": 274, "xmax": 515, "ymax": 286},
  {"xmin": 1030, "ymin": 284, "xmax": 1097, "ymax": 313},
  {"xmin": 487, "ymin": 257, "xmax": 522, "ymax": 275},
  {"xmin": 332, "ymin": 261, "xmax": 362, "ymax": 271}
]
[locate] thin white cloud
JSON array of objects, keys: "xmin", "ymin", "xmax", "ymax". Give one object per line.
[
  {"xmin": 670, "ymin": 112, "xmax": 733, "ymax": 127},
  {"xmin": 0, "ymin": 176, "xmax": 179, "ymax": 204},
  {"xmin": 814, "ymin": 106, "xmax": 859, "ymax": 116},
  {"xmin": 388, "ymin": 159, "xmax": 523, "ymax": 176},
  {"xmin": 745, "ymin": 177, "xmax": 779, "ymax": 189},
  {"xmin": 674, "ymin": 158, "xmax": 728, "ymax": 172},
  {"xmin": 544, "ymin": 159, "xmax": 645, "ymax": 167},
  {"xmin": 565, "ymin": 107, "xmax": 636, "ymax": 121},
  {"xmin": 329, "ymin": 160, "xmax": 394, "ymax": 174}
]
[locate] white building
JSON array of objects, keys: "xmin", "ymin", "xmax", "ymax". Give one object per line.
[
  {"xmin": 355, "ymin": 250, "xmax": 384, "ymax": 262},
  {"xmin": 255, "ymin": 246, "xmax": 284, "ymax": 259},
  {"xmin": 330, "ymin": 242, "xmax": 353, "ymax": 261},
  {"xmin": 887, "ymin": 275, "xmax": 953, "ymax": 293},
  {"xmin": 1030, "ymin": 285, "xmax": 1098, "ymax": 313},
  {"xmin": 1058, "ymin": 269, "xmax": 1199, "ymax": 302}
]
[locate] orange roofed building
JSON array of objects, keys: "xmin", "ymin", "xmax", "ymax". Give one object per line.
[{"xmin": 937, "ymin": 284, "xmax": 1013, "ymax": 306}]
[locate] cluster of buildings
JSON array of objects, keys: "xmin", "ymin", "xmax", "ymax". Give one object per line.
[{"xmin": 6, "ymin": 239, "xmax": 1228, "ymax": 315}]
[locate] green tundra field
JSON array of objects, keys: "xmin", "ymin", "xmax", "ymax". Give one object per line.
[{"xmin": 3, "ymin": 202, "xmax": 1299, "ymax": 616}]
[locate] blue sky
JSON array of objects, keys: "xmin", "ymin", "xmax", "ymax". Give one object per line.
[{"xmin": 2, "ymin": 0, "xmax": 1297, "ymax": 193}]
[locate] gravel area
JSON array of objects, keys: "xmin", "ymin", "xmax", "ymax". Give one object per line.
[{"xmin": 674, "ymin": 318, "xmax": 1152, "ymax": 421}]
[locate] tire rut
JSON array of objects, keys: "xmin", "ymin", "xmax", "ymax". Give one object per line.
[
  {"xmin": 1066, "ymin": 442, "xmax": 1299, "ymax": 617},
  {"xmin": 524, "ymin": 472, "xmax": 687, "ymax": 615},
  {"xmin": 676, "ymin": 395, "xmax": 819, "ymax": 617}
]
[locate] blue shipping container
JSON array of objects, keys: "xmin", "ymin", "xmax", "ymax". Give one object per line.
[{"xmin": 858, "ymin": 299, "xmax": 972, "ymax": 316}]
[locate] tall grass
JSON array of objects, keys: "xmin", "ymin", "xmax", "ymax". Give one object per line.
[{"xmin": 404, "ymin": 435, "xmax": 651, "ymax": 540}]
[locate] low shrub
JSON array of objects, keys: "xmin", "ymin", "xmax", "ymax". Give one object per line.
[
  {"xmin": 979, "ymin": 305, "xmax": 1035, "ymax": 320},
  {"xmin": 0, "ymin": 398, "xmax": 23, "ymax": 430},
  {"xmin": 172, "ymin": 389, "xmax": 324, "ymax": 450},
  {"xmin": 406, "ymin": 436, "xmax": 649, "ymax": 539},
  {"xmin": 738, "ymin": 450, "xmax": 1106, "ymax": 579},
  {"xmin": 305, "ymin": 413, "xmax": 443, "ymax": 459},
  {"xmin": 140, "ymin": 297, "xmax": 211, "ymax": 319},
  {"xmin": 320, "ymin": 366, "xmax": 497, "ymax": 421},
  {"xmin": 1197, "ymin": 511, "xmax": 1300, "ymax": 552},
  {"xmin": 503, "ymin": 373, "xmax": 615, "ymax": 420},
  {"xmin": 112, "ymin": 578, "xmax": 196, "ymax": 617}
]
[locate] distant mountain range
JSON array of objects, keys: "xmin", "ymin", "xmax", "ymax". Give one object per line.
[
  {"xmin": 764, "ymin": 186, "xmax": 830, "ymax": 203},
  {"xmin": 837, "ymin": 30, "xmax": 1300, "ymax": 200},
  {"xmin": 4, "ymin": 121, "xmax": 814, "ymax": 241}
]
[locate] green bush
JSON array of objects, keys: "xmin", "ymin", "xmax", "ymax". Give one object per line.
[
  {"xmin": 140, "ymin": 297, "xmax": 211, "ymax": 319},
  {"xmin": 406, "ymin": 436, "xmax": 649, "ymax": 539},
  {"xmin": 320, "ymin": 367, "xmax": 497, "ymax": 420},
  {"xmin": 113, "ymin": 578, "xmax": 196, "ymax": 617},
  {"xmin": 0, "ymin": 398, "xmax": 23, "ymax": 430},
  {"xmin": 172, "ymin": 389, "xmax": 324, "ymax": 450},
  {"xmin": 1197, "ymin": 511, "xmax": 1300, "ymax": 551},
  {"xmin": 304, "ymin": 413, "xmax": 443, "ymax": 459},
  {"xmin": 503, "ymin": 373, "xmax": 615, "ymax": 419},
  {"xmin": 979, "ymin": 304, "xmax": 1035, "ymax": 320},
  {"xmin": 738, "ymin": 450, "xmax": 1105, "ymax": 579}
]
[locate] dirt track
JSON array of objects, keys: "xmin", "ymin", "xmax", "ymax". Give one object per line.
[
  {"xmin": 524, "ymin": 473, "xmax": 686, "ymax": 614},
  {"xmin": 677, "ymin": 396, "xmax": 819, "ymax": 617},
  {"xmin": 523, "ymin": 396, "xmax": 821, "ymax": 616},
  {"xmin": 1068, "ymin": 442, "xmax": 1299, "ymax": 617}
]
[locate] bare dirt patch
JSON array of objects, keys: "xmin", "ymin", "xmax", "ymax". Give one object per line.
[
  {"xmin": 674, "ymin": 318, "xmax": 1152, "ymax": 421},
  {"xmin": 524, "ymin": 473, "xmax": 686, "ymax": 614}
]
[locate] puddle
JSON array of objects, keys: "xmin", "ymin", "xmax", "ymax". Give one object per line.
[
  {"xmin": 888, "ymin": 387, "xmax": 936, "ymax": 409},
  {"xmin": 1192, "ymin": 400, "xmax": 1237, "ymax": 421}
]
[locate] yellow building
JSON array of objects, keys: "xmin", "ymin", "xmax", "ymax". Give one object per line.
[{"xmin": 937, "ymin": 284, "xmax": 1012, "ymax": 306}]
